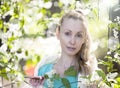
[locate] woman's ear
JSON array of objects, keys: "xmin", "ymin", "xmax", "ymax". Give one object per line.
[{"xmin": 56, "ymin": 26, "xmax": 60, "ymax": 39}]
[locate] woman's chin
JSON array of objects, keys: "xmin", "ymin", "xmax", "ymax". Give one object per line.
[{"xmin": 66, "ymin": 51, "xmax": 77, "ymax": 56}]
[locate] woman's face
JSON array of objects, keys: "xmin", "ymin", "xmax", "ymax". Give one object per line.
[{"xmin": 57, "ymin": 18, "xmax": 86, "ymax": 56}]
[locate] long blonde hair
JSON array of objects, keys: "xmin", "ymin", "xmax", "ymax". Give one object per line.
[{"xmin": 57, "ymin": 10, "xmax": 97, "ymax": 75}]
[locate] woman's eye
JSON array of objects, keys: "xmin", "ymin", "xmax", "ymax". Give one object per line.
[
  {"xmin": 65, "ymin": 32, "xmax": 70, "ymax": 36},
  {"xmin": 77, "ymin": 34, "xmax": 82, "ymax": 37}
]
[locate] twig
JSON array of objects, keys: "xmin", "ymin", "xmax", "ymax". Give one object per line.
[{"xmin": 0, "ymin": 81, "xmax": 17, "ymax": 88}]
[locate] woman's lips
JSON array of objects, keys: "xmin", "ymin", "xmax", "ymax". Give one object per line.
[{"xmin": 67, "ymin": 46, "xmax": 76, "ymax": 51}]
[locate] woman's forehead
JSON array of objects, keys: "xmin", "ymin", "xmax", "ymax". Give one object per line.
[
  {"xmin": 61, "ymin": 18, "xmax": 86, "ymax": 32},
  {"xmin": 62, "ymin": 18, "xmax": 84, "ymax": 25}
]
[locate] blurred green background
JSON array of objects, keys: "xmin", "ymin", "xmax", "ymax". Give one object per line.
[{"xmin": 0, "ymin": 0, "xmax": 120, "ymax": 88}]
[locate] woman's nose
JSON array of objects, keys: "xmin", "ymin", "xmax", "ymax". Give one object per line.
[{"xmin": 70, "ymin": 37, "xmax": 76, "ymax": 45}]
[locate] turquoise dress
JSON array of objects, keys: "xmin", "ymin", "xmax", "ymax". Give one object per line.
[{"xmin": 38, "ymin": 63, "xmax": 78, "ymax": 88}]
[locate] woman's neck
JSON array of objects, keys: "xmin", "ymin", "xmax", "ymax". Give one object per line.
[
  {"xmin": 54, "ymin": 53, "xmax": 78, "ymax": 77},
  {"xmin": 59, "ymin": 53, "xmax": 77, "ymax": 69}
]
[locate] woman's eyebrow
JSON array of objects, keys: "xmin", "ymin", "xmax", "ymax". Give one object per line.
[
  {"xmin": 64, "ymin": 29, "xmax": 84, "ymax": 34},
  {"xmin": 64, "ymin": 29, "xmax": 72, "ymax": 32},
  {"xmin": 77, "ymin": 31, "xmax": 84, "ymax": 34}
]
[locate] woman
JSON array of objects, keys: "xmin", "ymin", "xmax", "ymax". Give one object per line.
[{"xmin": 30, "ymin": 10, "xmax": 99, "ymax": 88}]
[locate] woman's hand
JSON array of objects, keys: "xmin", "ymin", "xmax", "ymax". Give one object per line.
[{"xmin": 29, "ymin": 76, "xmax": 44, "ymax": 87}]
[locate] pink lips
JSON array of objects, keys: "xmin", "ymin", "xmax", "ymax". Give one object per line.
[{"xmin": 67, "ymin": 46, "xmax": 76, "ymax": 51}]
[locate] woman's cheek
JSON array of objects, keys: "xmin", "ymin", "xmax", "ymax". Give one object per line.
[{"xmin": 61, "ymin": 35, "xmax": 69, "ymax": 43}]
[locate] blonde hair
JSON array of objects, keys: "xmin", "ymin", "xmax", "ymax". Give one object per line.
[{"xmin": 57, "ymin": 10, "xmax": 96, "ymax": 75}]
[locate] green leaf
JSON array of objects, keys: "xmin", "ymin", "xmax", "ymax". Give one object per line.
[
  {"xmin": 114, "ymin": 84, "xmax": 120, "ymax": 88},
  {"xmin": 0, "ymin": 69, "xmax": 9, "ymax": 80},
  {"xmin": 41, "ymin": 8, "xmax": 47, "ymax": 15},
  {"xmin": 44, "ymin": 0, "xmax": 49, "ymax": 2},
  {"xmin": 44, "ymin": 74, "xmax": 49, "ymax": 79},
  {"xmin": 52, "ymin": 13, "xmax": 61, "ymax": 18},
  {"xmin": 0, "ymin": 20, "xmax": 3, "ymax": 29},
  {"xmin": 61, "ymin": 78, "xmax": 71, "ymax": 88},
  {"xmin": 20, "ymin": 18, "xmax": 24, "ymax": 28},
  {"xmin": 96, "ymin": 70, "xmax": 106, "ymax": 80},
  {"xmin": 58, "ymin": 2, "xmax": 63, "ymax": 7},
  {"xmin": 54, "ymin": 73, "xmax": 60, "ymax": 80},
  {"xmin": 25, "ymin": 50, "xmax": 28, "ymax": 56},
  {"xmin": 82, "ymin": 0, "xmax": 90, "ymax": 3},
  {"xmin": 0, "ymin": 52, "xmax": 5, "ymax": 56},
  {"xmin": 25, "ymin": 0, "xmax": 30, "ymax": 3},
  {"xmin": 116, "ymin": 77, "xmax": 120, "ymax": 84},
  {"xmin": 2, "ymin": 58, "xmax": 8, "ymax": 63},
  {"xmin": 8, "ymin": 36, "xmax": 17, "ymax": 43},
  {"xmin": 64, "ymin": 66, "xmax": 77, "ymax": 76},
  {"xmin": 117, "ymin": 50, "xmax": 120, "ymax": 54}
]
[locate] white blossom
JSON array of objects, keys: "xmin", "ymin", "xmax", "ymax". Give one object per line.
[
  {"xmin": 45, "ymin": 69, "xmax": 56, "ymax": 87},
  {"xmin": 113, "ymin": 28, "xmax": 119, "ymax": 38},
  {"xmin": 0, "ymin": 44, "xmax": 7, "ymax": 53},
  {"xmin": 44, "ymin": 2, "xmax": 52, "ymax": 9},
  {"xmin": 114, "ymin": 53, "xmax": 120, "ymax": 59}
]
